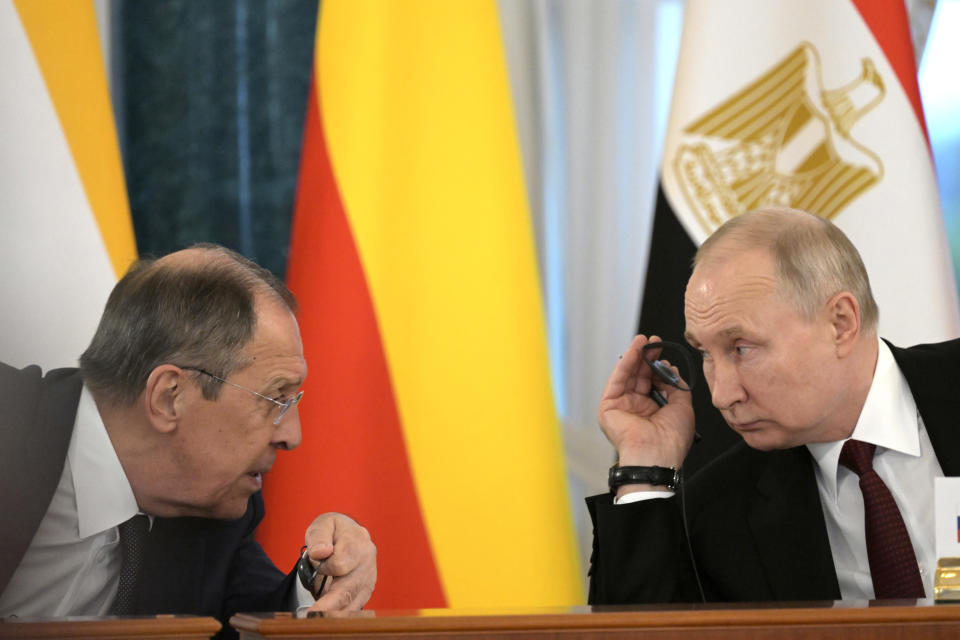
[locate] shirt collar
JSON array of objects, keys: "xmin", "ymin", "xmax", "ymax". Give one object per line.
[
  {"xmin": 806, "ymin": 338, "xmax": 920, "ymax": 502},
  {"xmin": 69, "ymin": 385, "xmax": 140, "ymax": 538}
]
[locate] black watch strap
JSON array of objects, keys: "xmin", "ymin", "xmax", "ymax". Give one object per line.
[{"xmin": 608, "ymin": 464, "xmax": 680, "ymax": 491}]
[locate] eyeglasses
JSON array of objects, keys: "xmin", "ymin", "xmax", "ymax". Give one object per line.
[{"xmin": 181, "ymin": 366, "xmax": 304, "ymax": 425}]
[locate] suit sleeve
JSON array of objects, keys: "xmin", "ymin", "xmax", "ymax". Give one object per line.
[
  {"xmin": 222, "ymin": 493, "xmax": 298, "ymax": 617},
  {"xmin": 586, "ymin": 492, "xmax": 702, "ymax": 604}
]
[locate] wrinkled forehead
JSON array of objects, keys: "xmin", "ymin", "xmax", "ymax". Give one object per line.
[
  {"xmin": 684, "ymin": 250, "xmax": 782, "ymax": 330},
  {"xmin": 688, "ymin": 247, "xmax": 777, "ymax": 294}
]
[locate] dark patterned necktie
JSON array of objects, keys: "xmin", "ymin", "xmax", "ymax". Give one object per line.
[
  {"xmin": 839, "ymin": 439, "xmax": 925, "ymax": 599},
  {"xmin": 111, "ymin": 514, "xmax": 149, "ymax": 615}
]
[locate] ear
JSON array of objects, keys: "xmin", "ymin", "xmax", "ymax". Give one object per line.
[
  {"xmin": 143, "ymin": 365, "xmax": 189, "ymax": 434},
  {"xmin": 826, "ymin": 291, "xmax": 861, "ymax": 357}
]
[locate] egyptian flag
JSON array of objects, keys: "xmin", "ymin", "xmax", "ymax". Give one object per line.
[
  {"xmin": 257, "ymin": 1, "xmax": 582, "ymax": 609},
  {"xmin": 0, "ymin": 0, "xmax": 137, "ymax": 370},
  {"xmin": 640, "ymin": 0, "xmax": 960, "ymax": 473}
]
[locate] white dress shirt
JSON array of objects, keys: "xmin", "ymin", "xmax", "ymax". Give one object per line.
[
  {"xmin": 0, "ymin": 386, "xmax": 139, "ymax": 616},
  {"xmin": 616, "ymin": 339, "xmax": 943, "ymax": 599},
  {"xmin": 0, "ymin": 385, "xmax": 314, "ymax": 616},
  {"xmin": 807, "ymin": 339, "xmax": 942, "ymax": 599}
]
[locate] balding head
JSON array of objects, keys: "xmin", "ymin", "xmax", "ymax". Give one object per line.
[
  {"xmin": 693, "ymin": 207, "xmax": 879, "ymax": 332},
  {"xmin": 80, "ymin": 244, "xmax": 297, "ymax": 406}
]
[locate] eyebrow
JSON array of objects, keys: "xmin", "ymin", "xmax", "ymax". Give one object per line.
[
  {"xmin": 264, "ymin": 375, "xmax": 302, "ymax": 392},
  {"xmin": 718, "ymin": 326, "xmax": 745, "ymax": 338},
  {"xmin": 684, "ymin": 325, "xmax": 746, "ymax": 345}
]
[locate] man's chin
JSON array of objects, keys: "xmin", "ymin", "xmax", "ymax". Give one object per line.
[
  {"xmin": 201, "ymin": 485, "xmax": 259, "ymax": 520},
  {"xmin": 738, "ymin": 428, "xmax": 785, "ymax": 451},
  {"xmin": 145, "ymin": 486, "xmax": 256, "ymax": 519},
  {"xmin": 206, "ymin": 497, "xmax": 255, "ymax": 520}
]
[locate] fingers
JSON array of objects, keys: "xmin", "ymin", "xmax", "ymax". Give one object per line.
[
  {"xmin": 309, "ymin": 568, "xmax": 376, "ymax": 612},
  {"xmin": 307, "ymin": 543, "xmax": 378, "ymax": 612},
  {"xmin": 308, "ymin": 526, "xmax": 367, "ymax": 577},
  {"xmin": 304, "ymin": 513, "xmax": 337, "ymax": 558},
  {"xmin": 596, "ymin": 334, "xmax": 698, "ymax": 464},
  {"xmin": 601, "ymin": 335, "xmax": 657, "ymax": 401},
  {"xmin": 303, "ymin": 513, "xmax": 378, "ymax": 612},
  {"xmin": 636, "ymin": 335, "xmax": 665, "ymax": 394}
]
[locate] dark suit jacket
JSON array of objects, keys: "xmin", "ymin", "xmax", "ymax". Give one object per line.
[
  {"xmin": 587, "ymin": 339, "xmax": 960, "ymax": 604},
  {"xmin": 0, "ymin": 364, "xmax": 297, "ymax": 638}
]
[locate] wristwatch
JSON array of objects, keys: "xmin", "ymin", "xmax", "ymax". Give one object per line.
[{"xmin": 608, "ymin": 464, "xmax": 680, "ymax": 491}]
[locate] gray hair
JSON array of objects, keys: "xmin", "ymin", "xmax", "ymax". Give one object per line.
[
  {"xmin": 79, "ymin": 244, "xmax": 297, "ymax": 406},
  {"xmin": 693, "ymin": 207, "xmax": 879, "ymax": 330}
]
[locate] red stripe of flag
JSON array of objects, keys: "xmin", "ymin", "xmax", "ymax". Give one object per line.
[
  {"xmin": 851, "ymin": 0, "xmax": 929, "ymax": 141},
  {"xmin": 258, "ymin": 74, "xmax": 446, "ymax": 609}
]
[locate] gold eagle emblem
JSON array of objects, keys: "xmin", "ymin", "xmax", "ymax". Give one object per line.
[{"xmin": 673, "ymin": 42, "xmax": 885, "ymax": 233}]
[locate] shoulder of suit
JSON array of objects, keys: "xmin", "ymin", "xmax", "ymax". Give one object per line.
[
  {"xmin": 886, "ymin": 338, "xmax": 960, "ymax": 400},
  {"xmin": 0, "ymin": 362, "xmax": 81, "ymax": 387},
  {"xmin": 686, "ymin": 442, "xmax": 763, "ymax": 495},
  {"xmin": 686, "ymin": 442, "xmax": 813, "ymax": 506}
]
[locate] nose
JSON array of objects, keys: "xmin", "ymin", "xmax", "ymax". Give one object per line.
[
  {"xmin": 272, "ymin": 408, "xmax": 303, "ymax": 451},
  {"xmin": 708, "ymin": 358, "xmax": 746, "ymax": 411}
]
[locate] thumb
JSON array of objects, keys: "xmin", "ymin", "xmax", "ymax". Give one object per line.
[{"xmin": 307, "ymin": 541, "xmax": 334, "ymax": 564}]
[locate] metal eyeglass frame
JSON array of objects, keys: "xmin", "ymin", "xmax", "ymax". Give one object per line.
[{"xmin": 180, "ymin": 366, "xmax": 304, "ymax": 425}]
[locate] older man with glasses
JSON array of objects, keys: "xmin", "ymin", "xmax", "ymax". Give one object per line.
[{"xmin": 0, "ymin": 244, "xmax": 377, "ymax": 638}]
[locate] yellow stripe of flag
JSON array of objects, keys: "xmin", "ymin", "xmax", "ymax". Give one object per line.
[
  {"xmin": 14, "ymin": 0, "xmax": 136, "ymax": 277},
  {"xmin": 318, "ymin": 0, "xmax": 582, "ymax": 606}
]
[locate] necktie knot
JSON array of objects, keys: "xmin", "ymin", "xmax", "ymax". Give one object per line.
[{"xmin": 839, "ymin": 439, "xmax": 876, "ymax": 477}]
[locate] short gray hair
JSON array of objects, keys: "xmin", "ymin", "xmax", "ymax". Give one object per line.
[
  {"xmin": 693, "ymin": 207, "xmax": 879, "ymax": 330},
  {"xmin": 79, "ymin": 244, "xmax": 297, "ymax": 406}
]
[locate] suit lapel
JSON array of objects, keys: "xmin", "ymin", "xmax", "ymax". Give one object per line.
[
  {"xmin": 747, "ymin": 447, "xmax": 841, "ymax": 600},
  {"xmin": 138, "ymin": 519, "xmax": 206, "ymax": 614},
  {"xmin": 0, "ymin": 366, "xmax": 81, "ymax": 594},
  {"xmin": 922, "ymin": 404, "xmax": 960, "ymax": 476}
]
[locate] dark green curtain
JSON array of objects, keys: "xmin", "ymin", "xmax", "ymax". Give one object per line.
[{"xmin": 112, "ymin": 0, "xmax": 319, "ymax": 278}]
